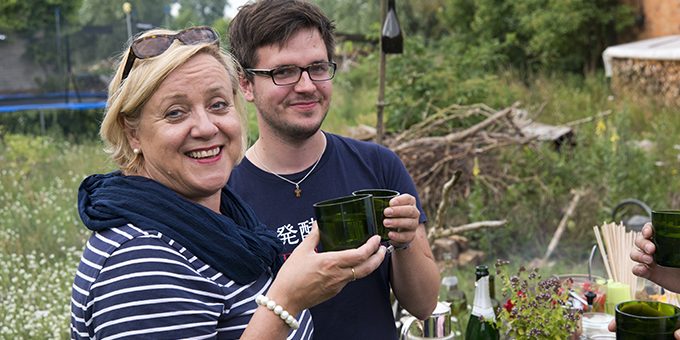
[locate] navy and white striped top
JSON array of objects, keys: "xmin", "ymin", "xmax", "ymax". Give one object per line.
[{"xmin": 71, "ymin": 224, "xmax": 313, "ymax": 339}]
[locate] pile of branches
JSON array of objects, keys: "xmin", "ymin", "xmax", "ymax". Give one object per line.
[{"xmin": 383, "ymin": 102, "xmax": 537, "ymax": 238}]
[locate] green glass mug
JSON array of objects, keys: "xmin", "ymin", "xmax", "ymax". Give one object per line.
[
  {"xmin": 352, "ymin": 189, "xmax": 400, "ymax": 241},
  {"xmin": 313, "ymin": 194, "xmax": 377, "ymax": 251},
  {"xmin": 651, "ymin": 210, "xmax": 680, "ymax": 268},
  {"xmin": 615, "ymin": 300, "xmax": 680, "ymax": 339}
]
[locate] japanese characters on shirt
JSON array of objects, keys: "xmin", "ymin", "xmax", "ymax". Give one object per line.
[{"xmin": 277, "ymin": 217, "xmax": 315, "ymax": 260}]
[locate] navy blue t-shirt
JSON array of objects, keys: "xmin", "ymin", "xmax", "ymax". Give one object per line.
[{"xmin": 228, "ymin": 132, "xmax": 427, "ymax": 340}]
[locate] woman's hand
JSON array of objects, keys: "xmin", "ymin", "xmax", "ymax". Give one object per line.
[{"xmin": 266, "ymin": 222, "xmax": 386, "ymax": 314}]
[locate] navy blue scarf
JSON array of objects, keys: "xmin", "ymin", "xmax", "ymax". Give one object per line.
[{"xmin": 78, "ymin": 171, "xmax": 282, "ymax": 285}]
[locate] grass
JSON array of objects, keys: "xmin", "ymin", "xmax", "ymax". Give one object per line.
[{"xmin": 0, "ymin": 135, "xmax": 112, "ymax": 338}]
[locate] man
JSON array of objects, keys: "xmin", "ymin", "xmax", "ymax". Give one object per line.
[{"xmin": 227, "ymin": 1, "xmax": 439, "ymax": 338}]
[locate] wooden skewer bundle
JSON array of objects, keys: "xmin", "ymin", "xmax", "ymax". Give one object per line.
[{"xmin": 593, "ymin": 222, "xmax": 640, "ymax": 297}]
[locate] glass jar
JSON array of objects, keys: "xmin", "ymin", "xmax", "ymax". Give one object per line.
[{"xmin": 581, "ymin": 312, "xmax": 614, "ymax": 339}]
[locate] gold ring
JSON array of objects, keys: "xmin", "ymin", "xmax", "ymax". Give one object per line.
[{"xmin": 351, "ymin": 267, "xmax": 357, "ymax": 281}]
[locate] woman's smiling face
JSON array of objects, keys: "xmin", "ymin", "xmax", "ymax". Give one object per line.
[{"xmin": 126, "ymin": 52, "xmax": 242, "ymax": 210}]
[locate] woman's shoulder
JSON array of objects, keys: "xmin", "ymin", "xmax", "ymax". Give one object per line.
[
  {"xmin": 79, "ymin": 224, "xmax": 230, "ymax": 283},
  {"xmin": 79, "ymin": 224, "xmax": 172, "ymax": 266}
]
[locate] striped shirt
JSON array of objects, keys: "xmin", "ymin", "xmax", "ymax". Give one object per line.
[{"xmin": 71, "ymin": 224, "xmax": 313, "ymax": 340}]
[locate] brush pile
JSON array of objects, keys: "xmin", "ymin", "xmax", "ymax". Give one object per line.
[{"xmin": 382, "ymin": 102, "xmax": 545, "ymax": 216}]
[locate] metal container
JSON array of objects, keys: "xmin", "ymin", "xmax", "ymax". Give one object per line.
[{"xmin": 400, "ymin": 302, "xmax": 456, "ymax": 340}]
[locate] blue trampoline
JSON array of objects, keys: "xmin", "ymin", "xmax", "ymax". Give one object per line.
[{"xmin": 0, "ymin": 91, "xmax": 107, "ymax": 113}]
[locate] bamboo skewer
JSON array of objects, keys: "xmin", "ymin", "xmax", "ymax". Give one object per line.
[
  {"xmin": 593, "ymin": 225, "xmax": 614, "ymax": 281},
  {"xmin": 593, "ymin": 222, "xmax": 640, "ymax": 297}
]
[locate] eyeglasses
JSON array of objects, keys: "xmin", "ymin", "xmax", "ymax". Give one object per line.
[
  {"xmin": 245, "ymin": 62, "xmax": 337, "ymax": 86},
  {"xmin": 120, "ymin": 26, "xmax": 219, "ymax": 82}
]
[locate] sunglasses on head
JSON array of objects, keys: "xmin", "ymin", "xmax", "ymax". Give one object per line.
[{"xmin": 120, "ymin": 26, "xmax": 219, "ymax": 82}]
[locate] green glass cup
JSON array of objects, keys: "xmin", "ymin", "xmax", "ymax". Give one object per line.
[
  {"xmin": 615, "ymin": 300, "xmax": 680, "ymax": 339},
  {"xmin": 651, "ymin": 210, "xmax": 680, "ymax": 268},
  {"xmin": 313, "ymin": 194, "xmax": 377, "ymax": 251},
  {"xmin": 352, "ymin": 189, "xmax": 400, "ymax": 241}
]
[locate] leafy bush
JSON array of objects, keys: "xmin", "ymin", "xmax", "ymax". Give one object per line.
[{"xmin": 0, "ymin": 109, "xmax": 102, "ymax": 142}]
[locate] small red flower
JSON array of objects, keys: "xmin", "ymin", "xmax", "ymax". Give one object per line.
[
  {"xmin": 504, "ymin": 298, "xmax": 514, "ymax": 312},
  {"xmin": 517, "ymin": 290, "xmax": 525, "ymax": 298}
]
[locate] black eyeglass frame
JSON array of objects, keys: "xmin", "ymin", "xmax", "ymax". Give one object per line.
[
  {"xmin": 120, "ymin": 26, "xmax": 219, "ymax": 82},
  {"xmin": 245, "ymin": 62, "xmax": 337, "ymax": 86}
]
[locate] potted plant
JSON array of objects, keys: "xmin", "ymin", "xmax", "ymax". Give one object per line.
[{"xmin": 494, "ymin": 260, "xmax": 582, "ymax": 339}]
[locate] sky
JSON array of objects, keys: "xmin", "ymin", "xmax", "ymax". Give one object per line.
[
  {"xmin": 224, "ymin": 0, "xmax": 249, "ymax": 18},
  {"xmin": 169, "ymin": 0, "xmax": 249, "ymax": 19}
]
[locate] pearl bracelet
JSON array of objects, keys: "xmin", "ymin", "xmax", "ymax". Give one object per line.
[{"xmin": 255, "ymin": 295, "xmax": 300, "ymax": 330}]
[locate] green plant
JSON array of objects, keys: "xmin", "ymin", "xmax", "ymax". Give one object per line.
[{"xmin": 494, "ymin": 260, "xmax": 581, "ymax": 338}]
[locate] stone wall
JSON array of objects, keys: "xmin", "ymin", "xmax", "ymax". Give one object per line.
[{"xmin": 610, "ymin": 57, "xmax": 680, "ymax": 107}]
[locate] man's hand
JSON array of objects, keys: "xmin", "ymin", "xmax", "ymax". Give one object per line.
[
  {"xmin": 630, "ymin": 223, "xmax": 680, "ymax": 293},
  {"xmin": 383, "ymin": 193, "xmax": 420, "ymax": 247}
]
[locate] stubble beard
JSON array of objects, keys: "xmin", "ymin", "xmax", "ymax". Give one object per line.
[{"xmin": 257, "ymin": 97, "xmax": 329, "ymax": 143}]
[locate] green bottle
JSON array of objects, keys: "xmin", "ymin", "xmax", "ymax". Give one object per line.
[
  {"xmin": 465, "ymin": 265, "xmax": 499, "ymax": 340},
  {"xmin": 441, "ymin": 275, "xmax": 468, "ymax": 337}
]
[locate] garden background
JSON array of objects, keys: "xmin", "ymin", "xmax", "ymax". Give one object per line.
[{"xmin": 1, "ymin": 0, "xmax": 678, "ymax": 338}]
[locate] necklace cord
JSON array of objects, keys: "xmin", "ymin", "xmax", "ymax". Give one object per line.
[{"xmin": 251, "ymin": 134, "xmax": 326, "ymax": 196}]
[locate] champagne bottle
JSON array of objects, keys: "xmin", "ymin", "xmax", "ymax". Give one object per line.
[
  {"xmin": 381, "ymin": 0, "xmax": 403, "ymax": 54},
  {"xmin": 465, "ymin": 265, "xmax": 499, "ymax": 340}
]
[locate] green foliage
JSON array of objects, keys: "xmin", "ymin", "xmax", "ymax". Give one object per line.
[
  {"xmin": 2, "ymin": 134, "xmax": 59, "ymax": 175},
  {"xmin": 312, "ymin": 0, "xmax": 380, "ymax": 36},
  {"xmin": 441, "ymin": 0, "xmax": 635, "ymax": 74},
  {"xmin": 0, "ymin": 134, "xmax": 111, "ymax": 253},
  {"xmin": 0, "ymin": 0, "xmax": 82, "ymax": 33},
  {"xmin": 0, "ymin": 109, "xmax": 102, "ymax": 143},
  {"xmin": 382, "ymin": 37, "xmax": 500, "ymax": 130},
  {"xmin": 0, "ymin": 249, "xmax": 81, "ymax": 339},
  {"xmin": 0, "ymin": 134, "xmax": 111, "ymax": 337},
  {"xmin": 171, "ymin": 0, "xmax": 227, "ymax": 29},
  {"xmin": 513, "ymin": 0, "xmax": 635, "ymax": 73},
  {"xmin": 494, "ymin": 260, "xmax": 580, "ymax": 338},
  {"xmin": 449, "ymin": 74, "xmax": 679, "ymax": 262}
]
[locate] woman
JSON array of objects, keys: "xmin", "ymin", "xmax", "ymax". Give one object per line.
[{"xmin": 70, "ymin": 26, "xmax": 386, "ymax": 339}]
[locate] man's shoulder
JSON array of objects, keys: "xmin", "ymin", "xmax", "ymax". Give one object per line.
[{"xmin": 326, "ymin": 132, "xmax": 394, "ymax": 157}]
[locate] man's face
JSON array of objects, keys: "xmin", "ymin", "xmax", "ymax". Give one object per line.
[{"xmin": 241, "ymin": 28, "xmax": 332, "ymax": 142}]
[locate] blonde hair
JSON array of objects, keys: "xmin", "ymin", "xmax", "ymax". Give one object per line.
[{"xmin": 100, "ymin": 28, "xmax": 248, "ymax": 174}]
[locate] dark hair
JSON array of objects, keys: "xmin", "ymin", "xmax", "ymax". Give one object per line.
[{"xmin": 229, "ymin": 0, "xmax": 335, "ymax": 74}]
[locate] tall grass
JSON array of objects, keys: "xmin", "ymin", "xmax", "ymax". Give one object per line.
[
  {"xmin": 460, "ymin": 72, "xmax": 680, "ymax": 263},
  {"xmin": 0, "ymin": 134, "xmax": 112, "ymax": 338}
]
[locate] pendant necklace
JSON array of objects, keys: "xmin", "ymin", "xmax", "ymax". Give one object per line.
[{"xmin": 252, "ymin": 135, "xmax": 326, "ymax": 198}]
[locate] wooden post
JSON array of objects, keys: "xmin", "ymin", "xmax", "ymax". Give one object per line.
[{"xmin": 376, "ymin": 0, "xmax": 386, "ymax": 145}]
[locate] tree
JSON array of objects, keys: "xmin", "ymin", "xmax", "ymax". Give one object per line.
[
  {"xmin": 172, "ymin": 0, "xmax": 227, "ymax": 29},
  {"xmin": 0, "ymin": 0, "xmax": 82, "ymax": 33},
  {"xmin": 440, "ymin": 0, "xmax": 635, "ymax": 75}
]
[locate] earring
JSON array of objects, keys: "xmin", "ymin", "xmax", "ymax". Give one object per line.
[{"xmin": 133, "ymin": 148, "xmax": 141, "ymax": 155}]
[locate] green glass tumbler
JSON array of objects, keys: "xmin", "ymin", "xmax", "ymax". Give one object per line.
[
  {"xmin": 313, "ymin": 194, "xmax": 377, "ymax": 251},
  {"xmin": 352, "ymin": 189, "xmax": 399, "ymax": 241},
  {"xmin": 615, "ymin": 300, "xmax": 680, "ymax": 339},
  {"xmin": 651, "ymin": 210, "xmax": 680, "ymax": 268}
]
